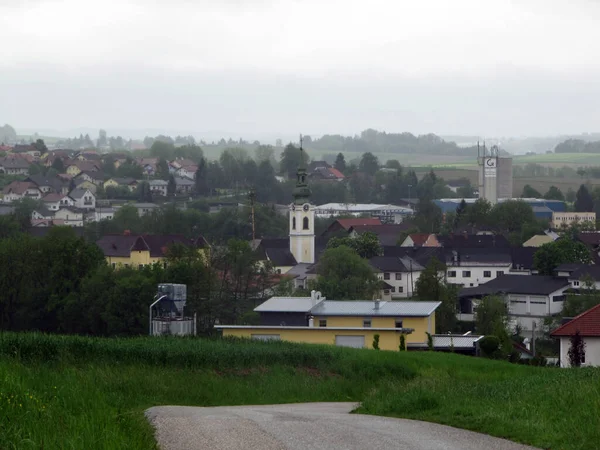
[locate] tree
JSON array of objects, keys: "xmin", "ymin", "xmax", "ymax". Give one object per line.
[
  {"xmin": 358, "ymin": 152, "xmax": 379, "ymax": 176},
  {"xmin": 414, "ymin": 199, "xmax": 442, "ymax": 233},
  {"xmin": 280, "ymin": 144, "xmax": 308, "ymax": 177},
  {"xmin": 521, "ymin": 184, "xmax": 542, "ymax": 198},
  {"xmin": 544, "ymin": 186, "xmax": 565, "ymax": 201},
  {"xmin": 490, "ymin": 200, "xmax": 536, "ymax": 234},
  {"xmin": 562, "ymin": 275, "xmax": 600, "ymax": 318},
  {"xmin": 32, "ymin": 139, "xmax": 48, "ymax": 155},
  {"xmin": 157, "ymin": 158, "xmax": 170, "ymax": 180},
  {"xmin": 194, "ymin": 158, "xmax": 208, "ymax": 195},
  {"xmin": 456, "ymin": 179, "xmax": 475, "ymax": 198},
  {"xmin": 334, "ymin": 153, "xmax": 346, "ymax": 173},
  {"xmin": 575, "ymin": 184, "xmax": 594, "ymax": 212},
  {"xmin": 466, "ymin": 198, "xmax": 492, "ymax": 227},
  {"xmin": 326, "ymin": 231, "xmax": 382, "ymax": 259},
  {"xmin": 568, "ymin": 330, "xmax": 586, "ymax": 367},
  {"xmin": 51, "ymin": 157, "xmax": 65, "ymax": 173},
  {"xmin": 533, "ymin": 238, "xmax": 591, "ymax": 275},
  {"xmin": 475, "ymin": 295, "xmax": 509, "ymax": 336},
  {"xmin": 167, "ymin": 174, "xmax": 176, "ymax": 196},
  {"xmin": 312, "ymin": 246, "xmax": 380, "ymax": 300},
  {"xmin": 414, "ymin": 257, "xmax": 457, "ymax": 333}
]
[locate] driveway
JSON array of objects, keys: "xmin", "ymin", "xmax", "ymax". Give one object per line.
[{"xmin": 146, "ymin": 402, "xmax": 538, "ymax": 450}]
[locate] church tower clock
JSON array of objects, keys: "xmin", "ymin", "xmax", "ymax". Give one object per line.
[{"xmin": 289, "ymin": 139, "xmax": 315, "ymax": 264}]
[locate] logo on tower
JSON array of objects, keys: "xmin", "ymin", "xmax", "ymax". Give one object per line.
[{"xmin": 484, "ymin": 158, "xmax": 497, "ymax": 177}]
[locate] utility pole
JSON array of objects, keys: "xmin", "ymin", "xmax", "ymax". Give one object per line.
[
  {"xmin": 532, "ymin": 321, "xmax": 536, "ymax": 357},
  {"xmin": 248, "ymin": 188, "xmax": 256, "ymax": 241}
]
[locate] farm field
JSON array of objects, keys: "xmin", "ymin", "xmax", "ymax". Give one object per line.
[
  {"xmin": 1, "ymin": 333, "xmax": 600, "ymax": 450},
  {"xmin": 513, "ymin": 153, "xmax": 600, "ymax": 167}
]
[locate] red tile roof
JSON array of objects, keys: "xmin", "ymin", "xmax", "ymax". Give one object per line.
[
  {"xmin": 551, "ymin": 303, "xmax": 600, "ymax": 337},
  {"xmin": 328, "ymin": 168, "xmax": 345, "ymax": 179},
  {"xmin": 336, "ymin": 218, "xmax": 382, "ymax": 230},
  {"xmin": 408, "ymin": 233, "xmax": 432, "ymax": 246}
]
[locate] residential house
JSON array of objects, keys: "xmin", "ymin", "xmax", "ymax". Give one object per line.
[
  {"xmin": 175, "ymin": 177, "xmax": 195, "ymax": 194},
  {"xmin": 575, "ymin": 232, "xmax": 600, "ymax": 264},
  {"xmin": 437, "ymin": 233, "xmax": 510, "ymax": 249},
  {"xmin": 2, "ymin": 181, "xmax": 42, "ymax": 202},
  {"xmin": 54, "ymin": 207, "xmax": 84, "ymax": 227},
  {"xmin": 369, "ymin": 256, "xmax": 424, "ymax": 299},
  {"xmin": 522, "ymin": 234, "xmax": 555, "ymax": 247},
  {"xmin": 169, "ymin": 158, "xmax": 196, "ymax": 171},
  {"xmin": 552, "ymin": 212, "xmax": 596, "ymax": 230},
  {"xmin": 104, "ymin": 177, "xmax": 138, "ymax": 192},
  {"xmin": 89, "ymin": 207, "xmax": 115, "ymax": 222},
  {"xmin": 11, "ymin": 144, "xmax": 41, "ymax": 159},
  {"xmin": 310, "ymin": 166, "xmax": 345, "ymax": 182},
  {"xmin": 135, "ymin": 158, "xmax": 158, "ymax": 175},
  {"xmin": 176, "ymin": 165, "xmax": 197, "ymax": 180},
  {"xmin": 320, "ymin": 218, "xmax": 382, "ymax": 238},
  {"xmin": 148, "ymin": 179, "xmax": 168, "ymax": 196},
  {"xmin": 75, "ymin": 179, "xmax": 98, "ymax": 194},
  {"xmin": 134, "ymin": 202, "xmax": 160, "ymax": 216},
  {"xmin": 31, "ymin": 206, "xmax": 55, "ymax": 221},
  {"xmin": 445, "ymin": 179, "xmax": 472, "ymax": 194},
  {"xmin": 75, "ymin": 171, "xmax": 104, "ymax": 186},
  {"xmin": 65, "ymin": 160, "xmax": 101, "ymax": 176},
  {"xmin": 551, "ymin": 303, "xmax": 600, "ymax": 367},
  {"xmin": 253, "ymin": 238, "xmax": 298, "ymax": 274},
  {"xmin": 562, "ymin": 265, "xmax": 600, "ymax": 291},
  {"xmin": 96, "ymin": 233, "xmax": 210, "ymax": 268},
  {"xmin": 459, "ymin": 275, "xmax": 570, "ymax": 336},
  {"xmin": 349, "ymin": 224, "xmax": 414, "ymax": 246},
  {"xmin": 400, "ymin": 233, "xmax": 440, "ymax": 248},
  {"xmin": 445, "ymin": 248, "xmax": 513, "ymax": 288},
  {"xmin": 42, "ymin": 193, "xmax": 73, "ymax": 211},
  {"xmin": 0, "ymin": 157, "xmax": 31, "ymax": 175},
  {"xmin": 69, "ymin": 188, "xmax": 96, "ymax": 210},
  {"xmin": 25, "ymin": 174, "xmax": 67, "ymax": 195},
  {"xmin": 217, "ymin": 292, "xmax": 440, "ymax": 350},
  {"xmin": 76, "ymin": 151, "xmax": 102, "ymax": 162}
]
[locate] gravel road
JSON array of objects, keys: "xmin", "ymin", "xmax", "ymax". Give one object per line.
[{"xmin": 146, "ymin": 402, "xmax": 539, "ymax": 450}]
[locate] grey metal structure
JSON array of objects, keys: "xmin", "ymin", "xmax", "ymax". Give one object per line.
[{"xmin": 150, "ymin": 284, "xmax": 196, "ymax": 336}]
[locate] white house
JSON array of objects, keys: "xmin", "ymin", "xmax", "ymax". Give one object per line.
[
  {"xmin": 176, "ymin": 166, "xmax": 197, "ymax": 180},
  {"xmin": 445, "ymin": 249, "xmax": 513, "ymax": 288},
  {"xmin": 459, "ymin": 275, "xmax": 570, "ymax": 337},
  {"xmin": 369, "ymin": 256, "xmax": 424, "ymax": 299},
  {"xmin": 69, "ymin": 188, "xmax": 96, "ymax": 210},
  {"xmin": 2, "ymin": 181, "xmax": 42, "ymax": 202},
  {"xmin": 552, "ymin": 303, "xmax": 600, "ymax": 367},
  {"xmin": 148, "ymin": 179, "xmax": 168, "ymax": 196},
  {"xmin": 54, "ymin": 207, "xmax": 84, "ymax": 227}
]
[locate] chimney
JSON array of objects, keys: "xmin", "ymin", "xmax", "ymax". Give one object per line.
[
  {"xmin": 374, "ymin": 299, "xmax": 381, "ymax": 310},
  {"xmin": 308, "ymin": 316, "xmax": 314, "ymax": 327}
]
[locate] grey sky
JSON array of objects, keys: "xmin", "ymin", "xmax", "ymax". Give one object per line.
[{"xmin": 1, "ymin": 0, "xmax": 600, "ymax": 140}]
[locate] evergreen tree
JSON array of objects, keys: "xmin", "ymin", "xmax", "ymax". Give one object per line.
[
  {"xmin": 575, "ymin": 184, "xmax": 594, "ymax": 212},
  {"xmin": 334, "ymin": 152, "xmax": 346, "ymax": 173},
  {"xmin": 168, "ymin": 174, "xmax": 176, "ymax": 196},
  {"xmin": 568, "ymin": 330, "xmax": 586, "ymax": 367}
]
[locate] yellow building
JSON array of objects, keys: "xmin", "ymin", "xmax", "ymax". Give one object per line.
[
  {"xmin": 66, "ymin": 165, "xmax": 82, "ymax": 176},
  {"xmin": 104, "ymin": 177, "xmax": 138, "ymax": 192},
  {"xmin": 552, "ymin": 212, "xmax": 596, "ymax": 230},
  {"xmin": 217, "ymin": 295, "xmax": 440, "ymax": 351},
  {"xmin": 96, "ymin": 234, "xmax": 210, "ymax": 268}
]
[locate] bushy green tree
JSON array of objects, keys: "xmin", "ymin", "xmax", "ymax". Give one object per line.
[
  {"xmin": 312, "ymin": 246, "xmax": 380, "ymax": 300},
  {"xmin": 533, "ymin": 238, "xmax": 591, "ymax": 275},
  {"xmin": 414, "ymin": 257, "xmax": 457, "ymax": 333},
  {"xmin": 326, "ymin": 231, "xmax": 382, "ymax": 259},
  {"xmin": 575, "ymin": 184, "xmax": 594, "ymax": 212}
]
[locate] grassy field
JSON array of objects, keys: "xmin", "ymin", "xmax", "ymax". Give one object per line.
[
  {"xmin": 513, "ymin": 153, "xmax": 600, "ymax": 167},
  {"xmin": 2, "ymin": 333, "xmax": 600, "ymax": 450}
]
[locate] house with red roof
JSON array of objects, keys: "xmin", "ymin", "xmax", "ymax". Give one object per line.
[
  {"xmin": 551, "ymin": 303, "xmax": 600, "ymax": 367},
  {"xmin": 321, "ymin": 218, "xmax": 382, "ymax": 237},
  {"xmin": 400, "ymin": 233, "xmax": 441, "ymax": 248}
]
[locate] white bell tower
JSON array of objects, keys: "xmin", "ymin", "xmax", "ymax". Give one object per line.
[{"xmin": 289, "ymin": 137, "xmax": 315, "ymax": 264}]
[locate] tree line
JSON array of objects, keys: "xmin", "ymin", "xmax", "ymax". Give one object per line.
[{"xmin": 0, "ymin": 226, "xmax": 278, "ymax": 336}]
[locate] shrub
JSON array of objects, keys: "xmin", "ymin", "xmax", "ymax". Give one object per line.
[
  {"xmin": 479, "ymin": 335, "xmax": 501, "ymax": 358},
  {"xmin": 373, "ymin": 334, "xmax": 380, "ymax": 350},
  {"xmin": 426, "ymin": 332, "xmax": 433, "ymax": 351},
  {"xmin": 399, "ymin": 334, "xmax": 406, "ymax": 351}
]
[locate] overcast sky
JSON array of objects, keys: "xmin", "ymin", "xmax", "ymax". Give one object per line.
[{"xmin": 2, "ymin": 0, "xmax": 600, "ymax": 140}]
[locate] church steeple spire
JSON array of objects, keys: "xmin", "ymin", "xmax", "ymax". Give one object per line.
[{"xmin": 292, "ymin": 134, "xmax": 311, "ymax": 205}]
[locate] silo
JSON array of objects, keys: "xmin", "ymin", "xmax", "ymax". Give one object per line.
[{"xmin": 497, "ymin": 157, "xmax": 513, "ymax": 199}]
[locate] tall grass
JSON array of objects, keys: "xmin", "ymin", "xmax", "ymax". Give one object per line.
[{"xmin": 1, "ymin": 333, "xmax": 599, "ymax": 450}]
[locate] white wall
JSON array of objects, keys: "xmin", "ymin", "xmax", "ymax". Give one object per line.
[
  {"xmin": 447, "ymin": 264, "xmax": 511, "ymax": 287},
  {"xmin": 559, "ymin": 337, "xmax": 600, "ymax": 367},
  {"xmin": 378, "ymin": 270, "xmax": 423, "ymax": 298}
]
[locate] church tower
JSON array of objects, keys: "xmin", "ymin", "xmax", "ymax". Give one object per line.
[{"xmin": 289, "ymin": 139, "xmax": 315, "ymax": 264}]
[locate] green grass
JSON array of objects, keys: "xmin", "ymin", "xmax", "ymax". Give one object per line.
[
  {"xmin": 513, "ymin": 153, "xmax": 600, "ymax": 166},
  {"xmin": 1, "ymin": 333, "xmax": 599, "ymax": 450}
]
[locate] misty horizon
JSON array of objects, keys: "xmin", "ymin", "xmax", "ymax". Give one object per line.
[{"xmin": 2, "ymin": 0, "xmax": 600, "ymax": 139}]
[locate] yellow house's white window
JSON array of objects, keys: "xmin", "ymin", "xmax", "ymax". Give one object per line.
[
  {"xmin": 363, "ymin": 319, "xmax": 371, "ymax": 328},
  {"xmin": 319, "ymin": 319, "xmax": 327, "ymax": 327}
]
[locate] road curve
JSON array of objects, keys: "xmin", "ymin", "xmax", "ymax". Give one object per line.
[{"xmin": 146, "ymin": 402, "xmax": 538, "ymax": 450}]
